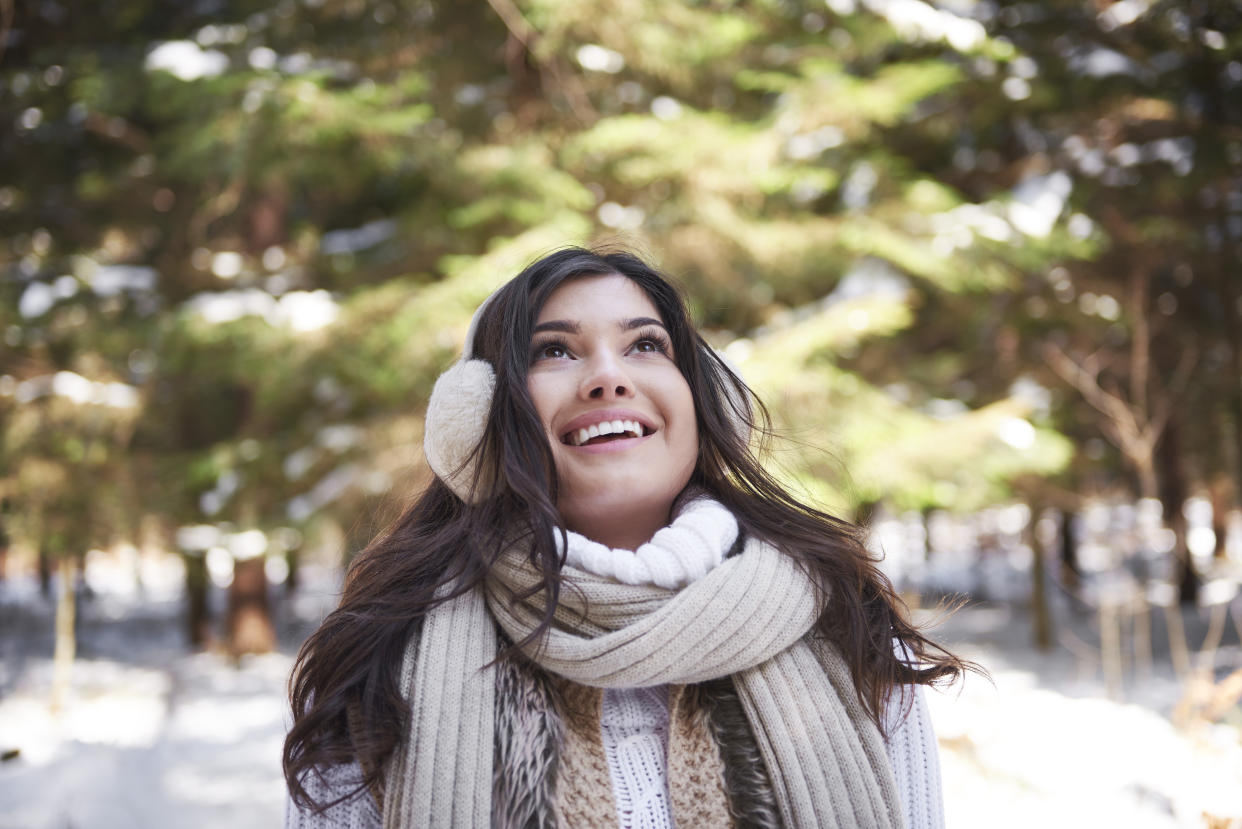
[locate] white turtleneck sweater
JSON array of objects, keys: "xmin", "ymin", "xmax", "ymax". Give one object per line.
[{"xmin": 288, "ymin": 498, "xmax": 945, "ymax": 829}]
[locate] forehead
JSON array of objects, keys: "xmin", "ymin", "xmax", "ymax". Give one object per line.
[{"xmin": 535, "ymin": 274, "xmax": 660, "ymax": 322}]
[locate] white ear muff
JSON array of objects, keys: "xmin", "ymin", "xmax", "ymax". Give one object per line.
[
  {"xmin": 423, "ymin": 293, "xmax": 500, "ymax": 503},
  {"xmin": 424, "ymin": 357, "xmax": 496, "ymax": 502}
]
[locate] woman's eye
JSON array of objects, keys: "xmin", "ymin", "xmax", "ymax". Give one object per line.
[
  {"xmin": 631, "ymin": 334, "xmax": 669, "ymax": 355},
  {"xmin": 537, "ymin": 343, "xmax": 568, "ymax": 360}
]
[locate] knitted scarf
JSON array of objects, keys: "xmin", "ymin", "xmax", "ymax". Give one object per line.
[{"xmin": 381, "ymin": 502, "xmax": 905, "ymax": 829}]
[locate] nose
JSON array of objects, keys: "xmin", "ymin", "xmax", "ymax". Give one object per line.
[{"xmin": 580, "ymin": 351, "xmax": 634, "ymax": 401}]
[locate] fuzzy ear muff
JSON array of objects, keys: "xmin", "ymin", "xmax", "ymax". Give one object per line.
[{"xmin": 423, "ymin": 358, "xmax": 497, "ymax": 502}]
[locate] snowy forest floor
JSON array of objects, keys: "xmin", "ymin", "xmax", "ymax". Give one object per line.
[{"xmin": 1, "ymin": 566, "xmax": 1241, "ymax": 829}]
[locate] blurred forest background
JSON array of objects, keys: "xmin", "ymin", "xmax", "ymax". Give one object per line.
[{"xmin": 2, "ymin": 0, "xmax": 1242, "ymax": 825}]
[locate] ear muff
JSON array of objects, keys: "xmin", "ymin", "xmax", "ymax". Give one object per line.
[
  {"xmin": 423, "ymin": 295, "xmax": 753, "ymax": 503},
  {"xmin": 423, "ymin": 294, "xmax": 500, "ymax": 503},
  {"xmin": 424, "ymin": 357, "xmax": 497, "ymax": 502}
]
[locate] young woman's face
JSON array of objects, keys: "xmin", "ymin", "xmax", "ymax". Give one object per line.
[{"xmin": 526, "ymin": 274, "xmax": 699, "ymax": 549}]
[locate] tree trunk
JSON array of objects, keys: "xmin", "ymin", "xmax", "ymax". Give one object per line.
[
  {"xmin": 1156, "ymin": 419, "xmax": 1199, "ymax": 604},
  {"xmin": 50, "ymin": 557, "xmax": 77, "ymax": 713},
  {"xmin": 284, "ymin": 545, "xmax": 299, "ymax": 596},
  {"xmin": 227, "ymin": 555, "xmax": 276, "ymax": 656},
  {"xmin": 1135, "ymin": 452, "xmax": 1159, "ymax": 505},
  {"xmin": 1209, "ymin": 475, "xmax": 1231, "ymax": 561},
  {"xmin": 0, "ymin": 498, "xmax": 9, "ymax": 582},
  {"xmin": 184, "ymin": 551, "xmax": 212, "ymax": 647},
  {"xmin": 1218, "ymin": 243, "xmax": 1242, "ymax": 520},
  {"xmin": 38, "ymin": 545, "xmax": 52, "ymax": 598},
  {"xmin": 1059, "ymin": 509, "xmax": 1080, "ymax": 591},
  {"xmin": 1028, "ymin": 505, "xmax": 1053, "ymax": 651}
]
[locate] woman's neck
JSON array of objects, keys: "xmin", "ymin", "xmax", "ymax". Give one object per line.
[
  {"xmin": 571, "ymin": 519, "xmax": 665, "ymax": 551},
  {"xmin": 563, "ymin": 507, "xmax": 670, "ymax": 551}
]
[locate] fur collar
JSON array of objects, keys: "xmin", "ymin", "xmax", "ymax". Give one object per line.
[{"xmin": 491, "ymin": 648, "xmax": 780, "ymax": 829}]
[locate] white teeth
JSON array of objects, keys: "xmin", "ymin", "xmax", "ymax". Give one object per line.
[{"xmin": 567, "ymin": 418, "xmax": 646, "ymax": 445}]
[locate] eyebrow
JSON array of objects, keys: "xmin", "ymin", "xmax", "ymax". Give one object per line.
[{"xmin": 532, "ymin": 316, "xmax": 667, "ymax": 334}]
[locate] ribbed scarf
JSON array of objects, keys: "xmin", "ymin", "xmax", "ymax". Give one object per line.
[{"xmin": 382, "ymin": 503, "xmax": 905, "ymax": 829}]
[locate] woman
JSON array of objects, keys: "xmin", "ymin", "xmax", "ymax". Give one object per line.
[{"xmin": 284, "ymin": 247, "xmax": 967, "ymax": 828}]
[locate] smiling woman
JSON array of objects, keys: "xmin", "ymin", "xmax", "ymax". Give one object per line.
[{"xmin": 283, "ymin": 247, "xmax": 970, "ymax": 829}]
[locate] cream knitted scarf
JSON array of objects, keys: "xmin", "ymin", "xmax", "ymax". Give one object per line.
[{"xmin": 381, "ymin": 501, "xmax": 905, "ymax": 828}]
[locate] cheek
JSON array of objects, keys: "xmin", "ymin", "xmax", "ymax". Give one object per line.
[
  {"xmin": 671, "ymin": 384, "xmax": 699, "ymax": 457},
  {"xmin": 525, "ymin": 376, "xmax": 558, "ymax": 434},
  {"xmin": 682, "ymin": 420, "xmax": 700, "ymax": 463}
]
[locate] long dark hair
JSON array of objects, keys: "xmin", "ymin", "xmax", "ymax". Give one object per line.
[{"xmin": 284, "ymin": 246, "xmax": 970, "ymax": 811}]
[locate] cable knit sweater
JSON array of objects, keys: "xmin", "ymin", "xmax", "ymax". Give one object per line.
[{"xmin": 287, "ymin": 500, "xmax": 945, "ymax": 828}]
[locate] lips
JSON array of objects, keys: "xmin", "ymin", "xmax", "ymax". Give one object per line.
[{"xmin": 559, "ymin": 409, "xmax": 656, "ymax": 447}]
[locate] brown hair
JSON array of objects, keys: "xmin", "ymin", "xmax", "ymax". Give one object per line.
[{"xmin": 283, "ymin": 246, "xmax": 971, "ymax": 811}]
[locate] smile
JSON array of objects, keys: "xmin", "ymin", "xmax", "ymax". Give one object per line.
[{"xmin": 562, "ymin": 418, "xmax": 653, "ymax": 447}]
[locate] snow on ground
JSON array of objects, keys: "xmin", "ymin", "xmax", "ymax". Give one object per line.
[
  {"xmin": 1, "ymin": 569, "xmax": 1240, "ymax": 828},
  {"xmin": 0, "ymin": 569, "xmax": 338, "ymax": 829},
  {"xmin": 0, "ymin": 651, "xmax": 291, "ymax": 829},
  {"xmin": 923, "ymin": 603, "xmax": 1242, "ymax": 828}
]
